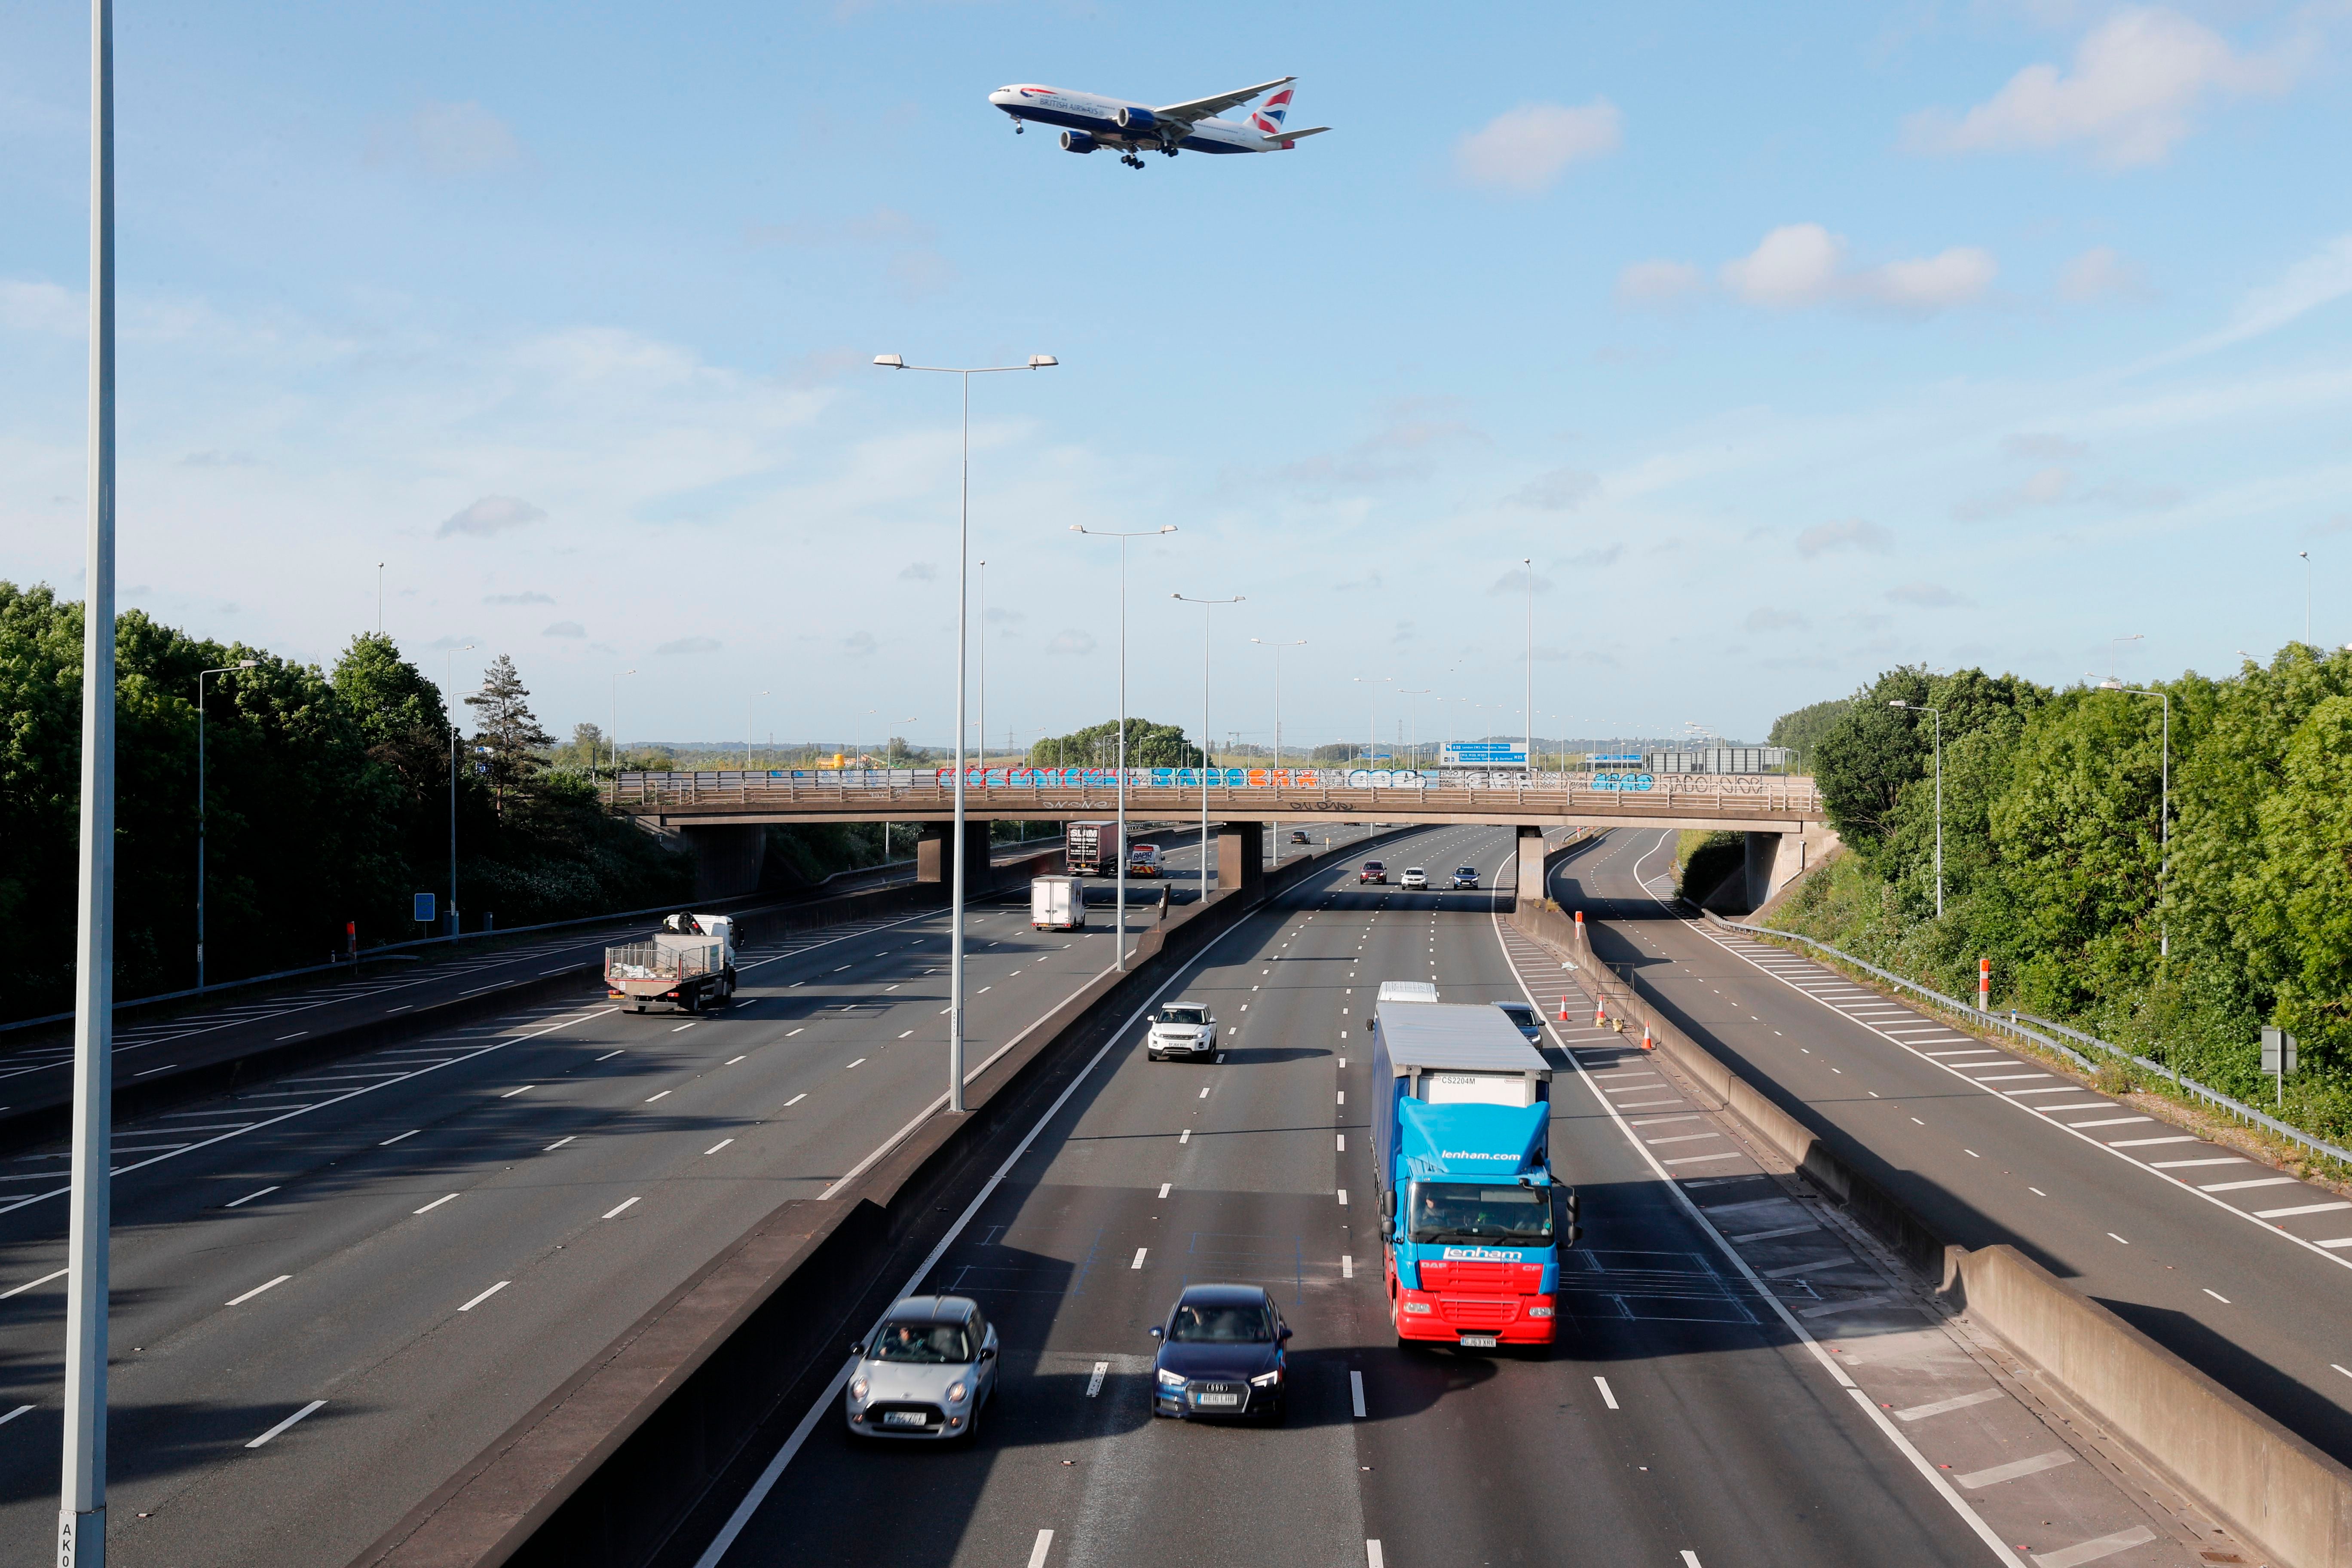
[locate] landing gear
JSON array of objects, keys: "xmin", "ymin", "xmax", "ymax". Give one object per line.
[{"xmin": 1119, "ymin": 153, "xmax": 1144, "ymax": 168}]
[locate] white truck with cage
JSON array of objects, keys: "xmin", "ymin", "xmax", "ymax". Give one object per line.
[{"xmin": 605, "ymin": 912, "xmax": 738, "ymax": 1014}]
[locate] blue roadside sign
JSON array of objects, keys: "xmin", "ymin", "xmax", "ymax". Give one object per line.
[{"xmin": 413, "ymin": 891, "xmax": 436, "ymax": 924}]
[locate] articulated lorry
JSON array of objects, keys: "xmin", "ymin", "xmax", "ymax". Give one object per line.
[
  {"xmin": 605, "ymin": 912, "xmax": 738, "ymax": 1014},
  {"xmin": 1370, "ymin": 997, "xmax": 1574, "ymax": 1348},
  {"xmin": 1066, "ymin": 821, "xmax": 1122, "ymax": 877}
]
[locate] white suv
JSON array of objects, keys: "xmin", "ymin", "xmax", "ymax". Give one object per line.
[
  {"xmin": 1400, "ymin": 867, "xmax": 1428, "ymax": 888},
  {"xmin": 1147, "ymin": 1001, "xmax": 1218, "ymax": 1061}
]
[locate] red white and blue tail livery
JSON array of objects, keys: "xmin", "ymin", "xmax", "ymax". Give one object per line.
[{"xmin": 988, "ymin": 77, "xmax": 1331, "ymax": 167}]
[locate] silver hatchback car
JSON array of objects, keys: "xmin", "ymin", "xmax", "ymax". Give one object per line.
[{"xmin": 845, "ymin": 1294, "xmax": 999, "ymax": 1440}]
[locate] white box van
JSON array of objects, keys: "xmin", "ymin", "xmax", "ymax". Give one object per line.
[
  {"xmin": 1376, "ymin": 980, "xmax": 1439, "ymax": 1005},
  {"xmin": 1032, "ymin": 875, "xmax": 1087, "ymax": 931}
]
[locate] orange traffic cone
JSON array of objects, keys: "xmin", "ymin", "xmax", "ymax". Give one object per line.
[
  {"xmin": 1593, "ymin": 995, "xmax": 1608, "ymax": 1029},
  {"xmin": 1557, "ymin": 993, "xmax": 1571, "ymax": 1022},
  {"xmin": 1641, "ymin": 1022, "xmax": 1655, "ymax": 1051}
]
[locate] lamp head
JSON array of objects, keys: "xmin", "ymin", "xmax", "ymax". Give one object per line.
[
  {"xmin": 2098, "ymin": 677, "xmax": 2124, "ymax": 690},
  {"xmin": 1028, "ymin": 354, "xmax": 1057, "ymax": 368},
  {"xmin": 1887, "ymin": 700, "xmax": 1909, "ymax": 710},
  {"xmin": 872, "ymin": 354, "xmax": 904, "ymax": 369},
  {"xmin": 236, "ymin": 658, "xmax": 258, "ymax": 668},
  {"xmin": 1159, "ymin": 525, "xmax": 1177, "ymax": 534}
]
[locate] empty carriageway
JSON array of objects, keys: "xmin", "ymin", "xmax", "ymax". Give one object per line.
[
  {"xmin": 1555, "ymin": 825, "xmax": 2352, "ymax": 1468},
  {"xmin": 686, "ymin": 821, "xmax": 2208, "ymax": 1568},
  {"xmin": 0, "ymin": 888, "xmax": 1149, "ymax": 1568}
]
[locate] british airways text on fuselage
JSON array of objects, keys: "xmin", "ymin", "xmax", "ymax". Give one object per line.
[{"xmin": 986, "ymin": 78, "xmax": 1329, "ymax": 169}]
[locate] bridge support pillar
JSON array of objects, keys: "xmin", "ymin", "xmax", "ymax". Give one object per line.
[
  {"xmin": 1514, "ymin": 826, "xmax": 1547, "ymax": 913},
  {"xmin": 1217, "ymin": 821, "xmax": 1264, "ymax": 897},
  {"xmin": 917, "ymin": 822, "xmax": 996, "ymax": 893},
  {"xmin": 683, "ymin": 824, "xmax": 766, "ymax": 902},
  {"xmin": 1743, "ymin": 831, "xmax": 1808, "ymax": 911}
]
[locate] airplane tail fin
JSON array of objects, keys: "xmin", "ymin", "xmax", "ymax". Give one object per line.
[{"xmin": 1246, "ymin": 84, "xmax": 1295, "ymax": 139}]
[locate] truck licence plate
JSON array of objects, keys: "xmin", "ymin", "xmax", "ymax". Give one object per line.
[
  {"xmin": 1458, "ymin": 1334, "xmax": 1499, "ymax": 1349},
  {"xmin": 883, "ymin": 1411, "xmax": 928, "ymax": 1427},
  {"xmin": 1194, "ymin": 1393, "xmax": 1240, "ymax": 1407}
]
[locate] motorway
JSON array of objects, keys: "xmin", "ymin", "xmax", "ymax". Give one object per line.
[
  {"xmin": 1556, "ymin": 828, "xmax": 2352, "ymax": 1464},
  {"xmin": 0, "ymin": 824, "xmax": 1376, "ymax": 1568},
  {"xmin": 690, "ymin": 824, "xmax": 2211, "ymax": 1568}
]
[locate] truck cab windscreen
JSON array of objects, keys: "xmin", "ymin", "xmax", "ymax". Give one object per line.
[{"xmin": 1407, "ymin": 1183, "xmax": 1553, "ymax": 1246}]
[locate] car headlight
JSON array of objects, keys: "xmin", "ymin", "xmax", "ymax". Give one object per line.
[
  {"xmin": 946, "ymin": 1381, "xmax": 968, "ymax": 1404},
  {"xmin": 1157, "ymin": 1367, "xmax": 1187, "ymax": 1389},
  {"xmin": 1249, "ymin": 1369, "xmax": 1283, "ymax": 1387},
  {"xmin": 849, "ymin": 1378, "xmax": 869, "ymax": 1401},
  {"xmin": 1401, "ymin": 1300, "xmax": 1433, "ymax": 1314}
]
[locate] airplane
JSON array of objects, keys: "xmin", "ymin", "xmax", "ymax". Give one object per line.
[{"xmin": 987, "ymin": 77, "xmax": 1330, "ymax": 168}]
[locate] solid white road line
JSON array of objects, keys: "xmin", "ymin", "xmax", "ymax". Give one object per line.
[
  {"xmin": 1, "ymin": 1268, "xmax": 69, "ymax": 1299},
  {"xmin": 0, "ymin": 1405, "xmax": 31, "ymax": 1426},
  {"xmin": 499, "ymin": 1085, "xmax": 534, "ymax": 1098},
  {"xmin": 706, "ymin": 1139, "xmax": 735, "ymax": 1155},
  {"xmin": 1593, "ymin": 1375, "xmax": 1619, "ymax": 1409},
  {"xmin": 414, "ymin": 1193, "xmax": 459, "ymax": 1214},
  {"xmin": 458, "ymin": 1281, "xmax": 510, "ymax": 1311},
  {"xmin": 380, "ymin": 1129, "xmax": 420, "ymax": 1146},
  {"xmin": 1087, "ymin": 1362, "xmax": 1108, "ymax": 1397},
  {"xmin": 1130, "ymin": 1248, "xmax": 1148, "ymax": 1270},
  {"xmin": 545, "ymin": 1136, "xmax": 576, "ymax": 1151},
  {"xmin": 785, "ymin": 1093, "xmax": 807, "ymax": 1106},
  {"xmin": 245, "ymin": 1400, "xmax": 327, "ymax": 1449},
  {"xmin": 1366, "ymin": 1544, "xmax": 1385, "ymax": 1568},
  {"xmin": 1158, "ymin": 1183, "xmax": 1171, "ymax": 1198},
  {"xmin": 1954, "ymin": 1451, "xmax": 2073, "ymax": 1488},
  {"xmin": 1027, "ymin": 1530, "xmax": 1054, "ymax": 1568},
  {"xmin": 646, "ymin": 1090, "xmax": 673, "ymax": 1102},
  {"xmin": 1350, "ymin": 1369, "xmax": 1367, "ymax": 1418},
  {"xmin": 224, "ymin": 1186, "xmax": 279, "ymax": 1209},
  {"xmin": 1893, "ymin": 1387, "xmax": 2004, "ymax": 1421},
  {"xmin": 226, "ymin": 1274, "xmax": 292, "ymax": 1307},
  {"xmin": 1342, "ymin": 1254, "xmax": 1354, "ymax": 1278},
  {"xmin": 604, "ymin": 1197, "xmax": 642, "ymax": 1219}
]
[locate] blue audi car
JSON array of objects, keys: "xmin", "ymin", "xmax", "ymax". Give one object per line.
[{"xmin": 1150, "ymin": 1283, "xmax": 1291, "ymax": 1422}]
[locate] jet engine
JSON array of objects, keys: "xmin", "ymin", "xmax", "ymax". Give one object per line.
[
  {"xmin": 1113, "ymin": 106, "xmax": 1158, "ymax": 132},
  {"xmin": 1060, "ymin": 130, "xmax": 1098, "ymax": 153}
]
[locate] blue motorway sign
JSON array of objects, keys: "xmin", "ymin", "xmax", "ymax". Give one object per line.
[
  {"xmin": 1440, "ymin": 741, "xmax": 1529, "ymax": 768},
  {"xmin": 413, "ymin": 891, "xmax": 436, "ymax": 923}
]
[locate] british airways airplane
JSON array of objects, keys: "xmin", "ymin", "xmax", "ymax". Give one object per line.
[{"xmin": 988, "ymin": 77, "xmax": 1330, "ymax": 168}]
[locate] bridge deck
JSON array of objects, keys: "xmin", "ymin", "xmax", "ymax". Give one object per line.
[{"xmin": 618, "ymin": 781, "xmax": 1824, "ymax": 833}]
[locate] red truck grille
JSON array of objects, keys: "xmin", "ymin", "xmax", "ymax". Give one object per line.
[
  {"xmin": 1422, "ymin": 1261, "xmax": 1517, "ymax": 1291},
  {"xmin": 1440, "ymin": 1296, "xmax": 1519, "ymax": 1328}
]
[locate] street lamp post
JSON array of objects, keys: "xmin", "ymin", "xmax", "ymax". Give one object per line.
[
  {"xmin": 1888, "ymin": 699, "xmax": 1943, "ymax": 918},
  {"xmin": 2100, "ymin": 679, "xmax": 2171, "ymax": 957},
  {"xmin": 977, "ymin": 559, "xmax": 987, "ymax": 773},
  {"xmin": 1175, "ymin": 593, "xmax": 1243, "ymax": 903},
  {"xmin": 747, "ymin": 689, "xmax": 768, "ymax": 772},
  {"xmin": 608, "ymin": 668, "xmax": 635, "ymax": 804},
  {"xmin": 1397, "ymin": 689, "xmax": 1430, "ymax": 771},
  {"xmin": 1522, "ymin": 557, "xmax": 1535, "ymax": 782},
  {"xmin": 2301, "ymin": 551, "xmax": 2312, "ymax": 643},
  {"xmin": 445, "ymin": 644, "xmax": 475, "ymax": 938},
  {"xmin": 1251, "ymin": 637, "xmax": 1304, "ymax": 862},
  {"xmin": 1072, "ymin": 523, "xmax": 1176, "ymax": 971},
  {"xmin": 873, "ymin": 352, "xmax": 1055, "ymax": 1112},
  {"xmin": 196, "ymin": 659, "xmax": 258, "ymax": 989}
]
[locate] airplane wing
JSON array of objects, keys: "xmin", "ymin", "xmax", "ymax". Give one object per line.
[
  {"xmin": 1260, "ymin": 126, "xmax": 1331, "ymax": 146},
  {"xmin": 1153, "ymin": 76, "xmax": 1294, "ymax": 126}
]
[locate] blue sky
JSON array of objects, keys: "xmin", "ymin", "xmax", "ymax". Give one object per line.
[{"xmin": 4, "ymin": 1, "xmax": 2350, "ymax": 754}]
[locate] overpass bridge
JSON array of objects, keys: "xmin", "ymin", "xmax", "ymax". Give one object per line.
[{"xmin": 615, "ymin": 772, "xmax": 1830, "ymax": 906}]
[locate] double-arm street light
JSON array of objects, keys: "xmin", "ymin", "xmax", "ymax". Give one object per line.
[
  {"xmin": 1073, "ymin": 523, "xmax": 1176, "ymax": 971},
  {"xmin": 1174, "ymin": 592, "xmax": 1243, "ymax": 903},
  {"xmin": 1888, "ymin": 699, "xmax": 1943, "ymax": 918},
  {"xmin": 2099, "ymin": 678, "xmax": 2172, "ymax": 958},
  {"xmin": 874, "ymin": 351, "xmax": 1056, "ymax": 1113},
  {"xmin": 1396, "ymin": 689, "xmax": 1430, "ymax": 769},
  {"xmin": 196, "ymin": 659, "xmax": 258, "ymax": 989}
]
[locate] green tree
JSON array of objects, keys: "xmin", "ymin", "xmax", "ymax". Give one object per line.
[
  {"xmin": 463, "ymin": 654, "xmax": 554, "ymax": 822},
  {"xmin": 1768, "ymin": 698, "xmax": 1850, "ymax": 770},
  {"xmin": 1027, "ymin": 718, "xmax": 1204, "ymax": 768}
]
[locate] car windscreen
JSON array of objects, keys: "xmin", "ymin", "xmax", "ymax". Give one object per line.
[
  {"xmin": 1158, "ymin": 1006, "xmax": 1207, "ymax": 1026},
  {"xmin": 1167, "ymin": 1302, "xmax": 1276, "ymax": 1343},
  {"xmin": 1456, "ymin": 868, "xmax": 1477, "ymax": 877},
  {"xmin": 1406, "ymin": 1182, "xmax": 1553, "ymax": 1246},
  {"xmin": 1363, "ymin": 862, "xmax": 1384, "ymax": 870},
  {"xmin": 871, "ymin": 1321, "xmax": 972, "ymax": 1363},
  {"xmin": 1499, "ymin": 1004, "xmax": 1535, "ymax": 1022}
]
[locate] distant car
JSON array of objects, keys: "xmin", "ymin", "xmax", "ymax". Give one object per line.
[
  {"xmin": 1289, "ymin": 829, "xmax": 1310, "ymax": 844},
  {"xmin": 1148, "ymin": 1001, "xmax": 1218, "ymax": 1061},
  {"xmin": 1360, "ymin": 860, "xmax": 1387, "ymax": 884},
  {"xmin": 845, "ymin": 1294, "xmax": 998, "ymax": 1440},
  {"xmin": 1400, "ymin": 867, "xmax": 1427, "ymax": 889},
  {"xmin": 1151, "ymin": 1283, "xmax": 1290, "ymax": 1422},
  {"xmin": 1128, "ymin": 843, "xmax": 1162, "ymax": 877},
  {"xmin": 1495, "ymin": 1000, "xmax": 1542, "ymax": 1041},
  {"xmin": 1450, "ymin": 866, "xmax": 1479, "ymax": 889}
]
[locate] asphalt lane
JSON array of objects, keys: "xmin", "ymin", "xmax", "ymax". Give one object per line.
[
  {"xmin": 701, "ymin": 823, "xmax": 1999, "ymax": 1568},
  {"xmin": 0, "ymin": 875, "xmax": 1173, "ymax": 1568},
  {"xmin": 1559, "ymin": 827, "xmax": 2352, "ymax": 1464}
]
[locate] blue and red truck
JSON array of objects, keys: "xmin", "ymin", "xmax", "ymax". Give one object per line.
[{"xmin": 1370, "ymin": 991, "xmax": 1575, "ymax": 1348}]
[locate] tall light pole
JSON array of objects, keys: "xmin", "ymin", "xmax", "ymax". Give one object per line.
[
  {"xmin": 2300, "ymin": 551, "xmax": 2312, "ymax": 643},
  {"xmin": 445, "ymin": 643, "xmax": 475, "ymax": 938},
  {"xmin": 873, "ymin": 352, "xmax": 1055, "ymax": 1111},
  {"xmin": 1397, "ymin": 689, "xmax": 1430, "ymax": 770},
  {"xmin": 1175, "ymin": 593, "xmax": 1243, "ymax": 902},
  {"xmin": 1889, "ymin": 699, "xmax": 1942, "ymax": 918},
  {"xmin": 376, "ymin": 562, "xmax": 385, "ymax": 635},
  {"xmin": 1522, "ymin": 557, "xmax": 1534, "ymax": 782},
  {"xmin": 196, "ymin": 659, "xmax": 258, "ymax": 989},
  {"xmin": 977, "ymin": 559, "xmax": 987, "ymax": 773},
  {"xmin": 62, "ymin": 3, "xmax": 116, "ymax": 1555},
  {"xmin": 1252, "ymin": 637, "xmax": 1304, "ymax": 865},
  {"xmin": 2100, "ymin": 679, "xmax": 2171, "ymax": 958},
  {"xmin": 1354, "ymin": 676, "xmax": 1390, "ymax": 766},
  {"xmin": 1072, "ymin": 523, "xmax": 1176, "ymax": 971},
  {"xmin": 747, "ymin": 689, "xmax": 768, "ymax": 772},
  {"xmin": 609, "ymin": 668, "xmax": 635, "ymax": 803}
]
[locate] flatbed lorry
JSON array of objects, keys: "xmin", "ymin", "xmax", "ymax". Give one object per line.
[
  {"xmin": 1370, "ymin": 998, "xmax": 1574, "ymax": 1348},
  {"xmin": 605, "ymin": 912, "xmax": 738, "ymax": 1014}
]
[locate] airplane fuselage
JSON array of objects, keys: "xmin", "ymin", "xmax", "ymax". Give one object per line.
[{"xmin": 987, "ymin": 85, "xmax": 1289, "ymax": 154}]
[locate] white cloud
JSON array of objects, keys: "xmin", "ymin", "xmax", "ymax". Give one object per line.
[
  {"xmin": 1746, "ymin": 607, "xmax": 1807, "ymax": 632},
  {"xmin": 2058, "ymin": 246, "xmax": 2146, "ymax": 302},
  {"xmin": 1903, "ymin": 9, "xmax": 2299, "ymax": 169},
  {"xmin": 411, "ymin": 101, "xmax": 526, "ymax": 177},
  {"xmin": 1507, "ymin": 468, "xmax": 1599, "ymax": 511},
  {"xmin": 1887, "ymin": 582, "xmax": 1966, "ymax": 607},
  {"xmin": 1718, "ymin": 225, "xmax": 1995, "ymax": 314},
  {"xmin": 1046, "ymin": 629, "xmax": 1097, "ymax": 656},
  {"xmin": 898, "ymin": 561, "xmax": 937, "ymax": 581},
  {"xmin": 842, "ymin": 631, "xmax": 878, "ymax": 657},
  {"xmin": 655, "ymin": 636, "xmax": 723, "ymax": 656},
  {"xmin": 486, "ymin": 591, "xmax": 556, "ymax": 605},
  {"xmin": 543, "ymin": 620, "xmax": 585, "ymax": 638},
  {"xmin": 1615, "ymin": 260, "xmax": 1703, "ymax": 306},
  {"xmin": 2002, "ymin": 433, "xmax": 2086, "ymax": 460},
  {"xmin": 1796, "ymin": 518, "xmax": 1893, "ymax": 557},
  {"xmin": 1489, "ymin": 566, "xmax": 1554, "ymax": 594},
  {"xmin": 2150, "ymin": 235, "xmax": 2352, "ymax": 367},
  {"xmin": 1453, "ymin": 101, "xmax": 1621, "ymax": 193},
  {"xmin": 1721, "ymin": 224, "xmax": 1844, "ymax": 307},
  {"xmin": 0, "ymin": 279, "xmax": 81, "ymax": 336},
  {"xmin": 439, "ymin": 495, "xmax": 547, "ymax": 537}
]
